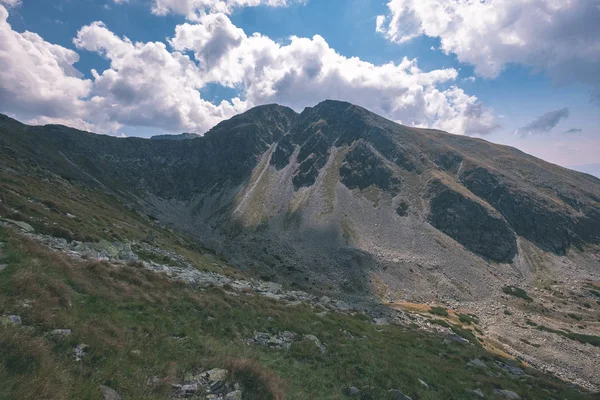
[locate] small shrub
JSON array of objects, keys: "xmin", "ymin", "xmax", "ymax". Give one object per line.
[
  {"xmin": 525, "ymin": 319, "xmax": 538, "ymax": 327},
  {"xmin": 429, "ymin": 306, "xmax": 449, "ymax": 317},
  {"xmin": 429, "ymin": 319, "xmax": 450, "ymax": 328},
  {"xmin": 503, "ymin": 286, "xmax": 533, "ymax": 301},
  {"xmin": 458, "ymin": 313, "xmax": 478, "ymax": 325},
  {"xmin": 503, "ymin": 310, "xmax": 513, "ymax": 316},
  {"xmin": 567, "ymin": 313, "xmax": 582, "ymax": 321},
  {"xmin": 227, "ymin": 358, "xmax": 286, "ymax": 400}
]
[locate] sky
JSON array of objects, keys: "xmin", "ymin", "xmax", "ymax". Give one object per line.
[{"xmin": 0, "ymin": 0, "xmax": 598, "ymax": 175}]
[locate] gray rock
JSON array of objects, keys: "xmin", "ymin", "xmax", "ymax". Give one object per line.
[
  {"xmin": 205, "ymin": 368, "xmax": 229, "ymax": 383},
  {"xmin": 7, "ymin": 315, "xmax": 22, "ymax": 325},
  {"xmin": 493, "ymin": 389, "xmax": 521, "ymax": 399},
  {"xmin": 389, "ymin": 389, "xmax": 413, "ymax": 400},
  {"xmin": 225, "ymin": 390, "xmax": 243, "ymax": 400},
  {"xmin": 74, "ymin": 344, "xmax": 89, "ymax": 361},
  {"xmin": 50, "ymin": 329, "xmax": 72, "ymax": 337},
  {"xmin": 178, "ymin": 383, "xmax": 199, "ymax": 397},
  {"xmin": 418, "ymin": 378, "xmax": 429, "ymax": 389},
  {"xmin": 467, "ymin": 358, "xmax": 488, "ymax": 369},
  {"xmin": 466, "ymin": 388, "xmax": 485, "ymax": 398},
  {"xmin": 2, "ymin": 219, "xmax": 34, "ymax": 232},
  {"xmin": 100, "ymin": 385, "xmax": 121, "ymax": 400},
  {"xmin": 495, "ymin": 361, "xmax": 524, "ymax": 376},
  {"xmin": 373, "ymin": 317, "xmax": 389, "ymax": 326},
  {"xmin": 343, "ymin": 386, "xmax": 360, "ymax": 397},
  {"xmin": 249, "ymin": 331, "xmax": 296, "ymax": 350},
  {"xmin": 304, "ymin": 334, "xmax": 326, "ymax": 353},
  {"xmin": 0, "ymin": 264, "xmax": 7, "ymax": 272},
  {"xmin": 448, "ymin": 334, "xmax": 470, "ymax": 344}
]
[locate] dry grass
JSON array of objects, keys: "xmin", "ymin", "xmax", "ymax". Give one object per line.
[{"xmin": 226, "ymin": 358, "xmax": 287, "ymax": 400}]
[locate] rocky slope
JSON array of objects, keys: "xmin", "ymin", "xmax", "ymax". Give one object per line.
[
  {"xmin": 2, "ymin": 101, "xmax": 600, "ymax": 393},
  {"xmin": 2, "ymin": 100, "xmax": 598, "ymax": 301}
]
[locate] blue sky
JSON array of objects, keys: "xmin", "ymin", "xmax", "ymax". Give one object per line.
[{"xmin": 0, "ymin": 0, "xmax": 598, "ymax": 174}]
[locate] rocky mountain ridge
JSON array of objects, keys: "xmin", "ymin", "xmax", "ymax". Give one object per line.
[{"xmin": 1, "ymin": 100, "xmax": 599, "ymax": 301}]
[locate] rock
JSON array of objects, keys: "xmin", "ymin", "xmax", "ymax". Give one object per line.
[
  {"xmin": 495, "ymin": 361, "xmax": 524, "ymax": 377},
  {"xmin": 205, "ymin": 368, "xmax": 229, "ymax": 383},
  {"xmin": 373, "ymin": 317, "xmax": 389, "ymax": 326},
  {"xmin": 467, "ymin": 358, "xmax": 488, "ymax": 369},
  {"xmin": 74, "ymin": 344, "xmax": 89, "ymax": 361},
  {"xmin": 130, "ymin": 349, "xmax": 142, "ymax": 356},
  {"xmin": 493, "ymin": 389, "xmax": 520, "ymax": 399},
  {"xmin": 225, "ymin": 390, "xmax": 243, "ymax": 400},
  {"xmin": 426, "ymin": 179, "xmax": 517, "ymax": 263},
  {"xmin": 1, "ymin": 219, "xmax": 34, "ymax": 232},
  {"xmin": 249, "ymin": 331, "xmax": 296, "ymax": 350},
  {"xmin": 50, "ymin": 329, "xmax": 72, "ymax": 337},
  {"xmin": 304, "ymin": 334, "xmax": 326, "ymax": 353},
  {"xmin": 0, "ymin": 264, "xmax": 7, "ymax": 272},
  {"xmin": 447, "ymin": 334, "xmax": 470, "ymax": 344},
  {"xmin": 418, "ymin": 378, "xmax": 429, "ymax": 389},
  {"xmin": 6, "ymin": 315, "xmax": 22, "ymax": 325},
  {"xmin": 100, "ymin": 385, "xmax": 121, "ymax": 400},
  {"xmin": 466, "ymin": 388, "xmax": 485, "ymax": 398},
  {"xmin": 343, "ymin": 386, "xmax": 361, "ymax": 397},
  {"xmin": 178, "ymin": 383, "xmax": 199, "ymax": 397},
  {"xmin": 388, "ymin": 389, "xmax": 412, "ymax": 400}
]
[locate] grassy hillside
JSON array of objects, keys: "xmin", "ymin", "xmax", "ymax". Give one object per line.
[{"xmin": 0, "ymin": 157, "xmax": 596, "ymax": 399}]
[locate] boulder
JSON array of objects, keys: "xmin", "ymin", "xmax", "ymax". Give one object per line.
[
  {"xmin": 388, "ymin": 389, "xmax": 412, "ymax": 400},
  {"xmin": 493, "ymin": 389, "xmax": 520, "ymax": 399},
  {"xmin": 343, "ymin": 386, "xmax": 361, "ymax": 397},
  {"xmin": 100, "ymin": 385, "xmax": 121, "ymax": 400}
]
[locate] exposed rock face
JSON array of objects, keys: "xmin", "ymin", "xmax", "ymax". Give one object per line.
[
  {"xmin": 426, "ymin": 178, "xmax": 518, "ymax": 262},
  {"xmin": 1, "ymin": 100, "xmax": 599, "ymax": 301},
  {"xmin": 339, "ymin": 141, "xmax": 401, "ymax": 195}
]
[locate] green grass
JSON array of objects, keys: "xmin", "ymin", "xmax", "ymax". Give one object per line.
[
  {"xmin": 0, "ymin": 227, "xmax": 595, "ymax": 400},
  {"xmin": 536, "ymin": 325, "xmax": 600, "ymax": 347},
  {"xmin": 0, "ymin": 167, "xmax": 596, "ymax": 400},
  {"xmin": 458, "ymin": 314, "xmax": 479, "ymax": 325},
  {"xmin": 428, "ymin": 306, "xmax": 449, "ymax": 317},
  {"xmin": 503, "ymin": 286, "xmax": 533, "ymax": 302}
]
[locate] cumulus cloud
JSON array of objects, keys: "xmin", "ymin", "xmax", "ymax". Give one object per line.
[
  {"xmin": 73, "ymin": 21, "xmax": 247, "ymax": 132},
  {"xmin": 0, "ymin": 5, "xmax": 499, "ymax": 136},
  {"xmin": 517, "ymin": 108, "xmax": 569, "ymax": 135},
  {"xmin": 0, "ymin": 6, "xmax": 92, "ymax": 123},
  {"xmin": 376, "ymin": 0, "xmax": 600, "ymax": 102},
  {"xmin": 152, "ymin": 0, "xmax": 303, "ymax": 19},
  {"xmin": 170, "ymin": 13, "xmax": 499, "ymax": 135}
]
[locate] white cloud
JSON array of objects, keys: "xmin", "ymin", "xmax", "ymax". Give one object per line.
[
  {"xmin": 152, "ymin": 0, "xmax": 303, "ymax": 20},
  {"xmin": 170, "ymin": 13, "xmax": 499, "ymax": 135},
  {"xmin": 0, "ymin": 0, "xmax": 21, "ymax": 7},
  {"xmin": 113, "ymin": 0, "xmax": 129, "ymax": 4},
  {"xmin": 0, "ymin": 5, "xmax": 498, "ymax": 136},
  {"xmin": 73, "ymin": 21, "xmax": 247, "ymax": 133},
  {"xmin": 376, "ymin": 0, "xmax": 600, "ymax": 102},
  {"xmin": 0, "ymin": 6, "xmax": 92, "ymax": 123}
]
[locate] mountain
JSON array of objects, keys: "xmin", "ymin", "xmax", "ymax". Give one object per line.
[
  {"xmin": 150, "ymin": 132, "xmax": 201, "ymax": 140},
  {"xmin": 1, "ymin": 101, "xmax": 600, "ymax": 394},
  {"xmin": 570, "ymin": 163, "xmax": 600, "ymax": 179},
  {"xmin": 1, "ymin": 101, "xmax": 599, "ymax": 300}
]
